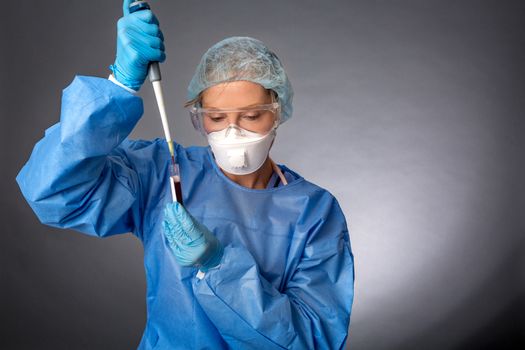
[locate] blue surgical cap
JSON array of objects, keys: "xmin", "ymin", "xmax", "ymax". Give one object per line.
[{"xmin": 187, "ymin": 36, "xmax": 294, "ymax": 124}]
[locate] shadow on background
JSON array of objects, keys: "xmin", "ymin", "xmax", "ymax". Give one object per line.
[
  {"xmin": 457, "ymin": 296, "xmax": 524, "ymax": 350},
  {"xmin": 395, "ymin": 242, "xmax": 524, "ymax": 350}
]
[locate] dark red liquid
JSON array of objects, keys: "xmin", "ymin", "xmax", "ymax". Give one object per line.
[{"xmin": 172, "ymin": 176, "xmax": 184, "ymax": 205}]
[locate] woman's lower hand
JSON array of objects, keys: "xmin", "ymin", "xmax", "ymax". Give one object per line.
[{"xmin": 163, "ymin": 202, "xmax": 223, "ymax": 271}]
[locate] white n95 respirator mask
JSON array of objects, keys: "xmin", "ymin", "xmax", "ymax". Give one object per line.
[{"xmin": 207, "ymin": 125, "xmax": 276, "ymax": 175}]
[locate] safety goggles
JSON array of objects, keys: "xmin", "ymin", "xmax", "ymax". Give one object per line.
[{"xmin": 189, "ymin": 102, "xmax": 281, "ymax": 135}]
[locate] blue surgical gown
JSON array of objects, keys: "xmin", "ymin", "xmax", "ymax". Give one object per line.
[{"xmin": 16, "ymin": 76, "xmax": 355, "ymax": 349}]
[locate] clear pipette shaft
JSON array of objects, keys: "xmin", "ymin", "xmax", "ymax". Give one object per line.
[
  {"xmin": 129, "ymin": 1, "xmax": 183, "ymax": 204},
  {"xmin": 150, "ymin": 70, "xmax": 182, "ymax": 204}
]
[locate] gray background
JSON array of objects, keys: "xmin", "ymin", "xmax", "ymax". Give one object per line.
[{"xmin": 1, "ymin": 0, "xmax": 524, "ymax": 349}]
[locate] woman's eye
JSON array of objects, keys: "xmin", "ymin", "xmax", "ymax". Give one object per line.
[
  {"xmin": 242, "ymin": 113, "xmax": 261, "ymax": 121},
  {"xmin": 206, "ymin": 114, "xmax": 226, "ymax": 122}
]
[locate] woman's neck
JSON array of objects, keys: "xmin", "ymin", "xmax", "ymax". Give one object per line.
[{"xmin": 222, "ymin": 158, "xmax": 274, "ymax": 189}]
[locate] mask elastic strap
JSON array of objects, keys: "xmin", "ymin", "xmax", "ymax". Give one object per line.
[{"xmin": 270, "ymin": 158, "xmax": 288, "ymax": 186}]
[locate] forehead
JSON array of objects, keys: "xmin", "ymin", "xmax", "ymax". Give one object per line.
[{"xmin": 201, "ymin": 81, "xmax": 270, "ymax": 108}]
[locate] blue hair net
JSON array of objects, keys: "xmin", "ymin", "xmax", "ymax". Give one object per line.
[{"xmin": 187, "ymin": 36, "xmax": 294, "ymax": 124}]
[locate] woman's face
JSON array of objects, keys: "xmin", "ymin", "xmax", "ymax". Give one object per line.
[{"xmin": 200, "ymin": 81, "xmax": 277, "ymax": 134}]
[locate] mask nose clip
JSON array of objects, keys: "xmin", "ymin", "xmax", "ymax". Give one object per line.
[{"xmin": 224, "ymin": 124, "xmax": 243, "ymax": 138}]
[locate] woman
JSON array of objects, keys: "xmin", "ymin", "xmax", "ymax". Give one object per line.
[{"xmin": 17, "ymin": 1, "xmax": 354, "ymax": 348}]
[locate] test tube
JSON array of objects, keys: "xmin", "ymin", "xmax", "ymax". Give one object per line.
[{"xmin": 170, "ymin": 162, "xmax": 183, "ymax": 205}]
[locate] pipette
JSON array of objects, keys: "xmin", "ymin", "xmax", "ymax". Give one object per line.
[{"xmin": 129, "ymin": 1, "xmax": 183, "ymax": 205}]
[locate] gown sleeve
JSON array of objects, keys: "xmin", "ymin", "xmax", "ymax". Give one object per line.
[
  {"xmin": 16, "ymin": 76, "xmax": 146, "ymax": 238},
  {"xmin": 192, "ymin": 197, "xmax": 355, "ymax": 350}
]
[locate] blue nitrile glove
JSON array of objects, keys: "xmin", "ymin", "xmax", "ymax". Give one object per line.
[
  {"xmin": 163, "ymin": 202, "xmax": 224, "ymax": 272},
  {"xmin": 110, "ymin": 0, "xmax": 166, "ymax": 90}
]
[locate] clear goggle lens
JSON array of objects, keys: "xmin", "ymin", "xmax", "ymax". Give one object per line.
[{"xmin": 189, "ymin": 102, "xmax": 281, "ymax": 135}]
